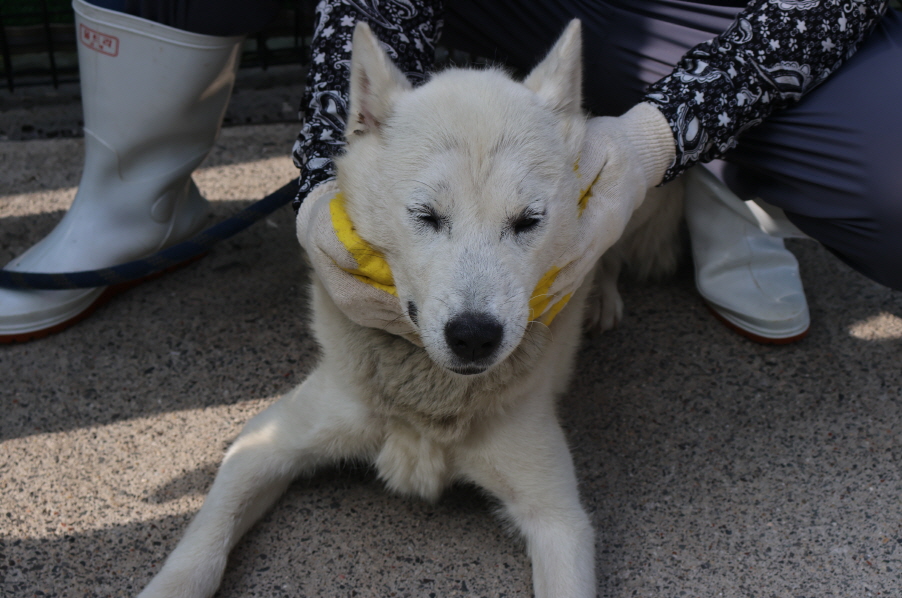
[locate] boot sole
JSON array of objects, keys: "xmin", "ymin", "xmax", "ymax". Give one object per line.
[
  {"xmin": 704, "ymin": 303, "xmax": 809, "ymax": 345},
  {"xmin": 0, "ymin": 253, "xmax": 207, "ymax": 344}
]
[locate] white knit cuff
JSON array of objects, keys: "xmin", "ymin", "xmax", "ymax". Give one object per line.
[{"xmin": 621, "ymin": 102, "xmax": 677, "ymax": 188}]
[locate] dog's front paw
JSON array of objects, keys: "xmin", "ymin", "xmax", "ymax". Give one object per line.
[
  {"xmin": 584, "ymin": 255, "xmax": 624, "ymax": 336},
  {"xmin": 584, "ymin": 284, "xmax": 623, "ymax": 336}
]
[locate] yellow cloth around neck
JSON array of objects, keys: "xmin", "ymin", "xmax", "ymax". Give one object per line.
[
  {"xmin": 574, "ymin": 157, "xmax": 597, "ymax": 217},
  {"xmin": 528, "ymin": 266, "xmax": 572, "ymax": 326},
  {"xmin": 330, "ymin": 167, "xmax": 592, "ymax": 325},
  {"xmin": 329, "ymin": 192, "xmax": 397, "ymax": 297},
  {"xmin": 529, "ymin": 159, "xmax": 594, "ymax": 323}
]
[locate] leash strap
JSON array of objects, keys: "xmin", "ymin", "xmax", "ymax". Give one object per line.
[{"xmin": 0, "ymin": 179, "xmax": 299, "ymax": 290}]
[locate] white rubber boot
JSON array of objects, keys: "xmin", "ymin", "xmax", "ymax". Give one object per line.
[
  {"xmin": 684, "ymin": 165, "xmax": 810, "ymax": 344},
  {"xmin": 0, "ymin": 0, "xmax": 243, "ymax": 342}
]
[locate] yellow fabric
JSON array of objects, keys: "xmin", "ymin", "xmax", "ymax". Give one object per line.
[
  {"xmin": 330, "ymin": 186, "xmax": 580, "ymax": 325},
  {"xmin": 538, "ymin": 293, "xmax": 572, "ymax": 326},
  {"xmin": 575, "ymin": 160, "xmax": 597, "ymax": 217},
  {"xmin": 524, "ymin": 159, "xmax": 583, "ymax": 324},
  {"xmin": 529, "ymin": 266, "xmax": 560, "ymax": 320},
  {"xmin": 577, "ymin": 178, "xmax": 597, "ymax": 217},
  {"xmin": 329, "ymin": 192, "xmax": 398, "ymax": 297},
  {"xmin": 528, "ymin": 266, "xmax": 573, "ymax": 325}
]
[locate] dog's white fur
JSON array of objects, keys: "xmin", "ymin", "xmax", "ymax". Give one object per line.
[
  {"xmin": 138, "ymin": 20, "xmax": 682, "ymax": 598},
  {"xmin": 587, "ymin": 183, "xmax": 684, "ymax": 333}
]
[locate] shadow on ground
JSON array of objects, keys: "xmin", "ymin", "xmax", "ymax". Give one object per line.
[{"xmin": 1, "ymin": 197, "xmax": 313, "ymax": 442}]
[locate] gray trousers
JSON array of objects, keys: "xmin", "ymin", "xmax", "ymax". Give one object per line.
[{"xmin": 445, "ymin": 2, "xmax": 902, "ymax": 290}]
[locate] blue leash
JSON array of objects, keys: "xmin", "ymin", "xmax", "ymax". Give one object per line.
[{"xmin": 0, "ymin": 179, "xmax": 299, "ymax": 290}]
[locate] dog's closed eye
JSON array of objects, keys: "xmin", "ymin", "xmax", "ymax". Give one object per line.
[
  {"xmin": 408, "ymin": 204, "xmax": 449, "ymax": 233},
  {"xmin": 512, "ymin": 215, "xmax": 541, "ymax": 234},
  {"xmin": 508, "ymin": 208, "xmax": 545, "ymax": 237}
]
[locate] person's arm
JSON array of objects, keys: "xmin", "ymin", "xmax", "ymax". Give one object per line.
[
  {"xmin": 645, "ymin": 0, "xmax": 889, "ymax": 182},
  {"xmin": 291, "ymin": 0, "xmax": 443, "ymax": 210}
]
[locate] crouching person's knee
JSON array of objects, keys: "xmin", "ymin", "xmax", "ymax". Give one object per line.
[
  {"xmin": 857, "ymin": 179, "xmax": 902, "ymax": 290},
  {"xmin": 789, "ymin": 185, "xmax": 902, "ymax": 291}
]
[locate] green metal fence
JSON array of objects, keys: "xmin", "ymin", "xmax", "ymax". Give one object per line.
[{"xmin": 0, "ymin": 0, "xmax": 314, "ymax": 92}]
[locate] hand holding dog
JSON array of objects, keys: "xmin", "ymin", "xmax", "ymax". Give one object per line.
[
  {"xmin": 295, "ymin": 180, "xmax": 422, "ymax": 344},
  {"xmin": 297, "ymin": 102, "xmax": 674, "ymax": 334},
  {"xmin": 537, "ymin": 102, "xmax": 676, "ymax": 321}
]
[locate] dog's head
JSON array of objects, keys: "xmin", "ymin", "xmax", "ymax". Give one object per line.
[{"xmin": 336, "ymin": 20, "xmax": 586, "ymax": 375}]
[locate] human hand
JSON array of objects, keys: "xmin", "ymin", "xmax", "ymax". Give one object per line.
[
  {"xmin": 296, "ymin": 104, "xmax": 674, "ymax": 337},
  {"xmin": 295, "ymin": 180, "xmax": 421, "ymax": 344},
  {"xmin": 531, "ymin": 102, "xmax": 675, "ymax": 325}
]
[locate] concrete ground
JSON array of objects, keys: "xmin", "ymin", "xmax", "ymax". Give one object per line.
[{"xmin": 1, "ymin": 79, "xmax": 902, "ymax": 598}]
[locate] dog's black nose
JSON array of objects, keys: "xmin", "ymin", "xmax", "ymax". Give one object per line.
[{"xmin": 444, "ymin": 312, "xmax": 504, "ymax": 363}]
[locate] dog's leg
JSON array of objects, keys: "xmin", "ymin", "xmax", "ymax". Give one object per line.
[
  {"xmin": 457, "ymin": 404, "xmax": 595, "ymax": 598},
  {"xmin": 585, "ymin": 250, "xmax": 624, "ymax": 335},
  {"xmin": 138, "ymin": 369, "xmax": 380, "ymax": 598},
  {"xmin": 584, "ymin": 180, "xmax": 685, "ymax": 337}
]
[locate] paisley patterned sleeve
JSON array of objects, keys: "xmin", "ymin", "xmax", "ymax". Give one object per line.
[
  {"xmin": 291, "ymin": 0, "xmax": 443, "ymax": 210},
  {"xmin": 645, "ymin": 0, "xmax": 890, "ymax": 183}
]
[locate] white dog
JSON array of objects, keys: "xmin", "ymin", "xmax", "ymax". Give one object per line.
[{"xmin": 138, "ymin": 19, "xmax": 681, "ymax": 598}]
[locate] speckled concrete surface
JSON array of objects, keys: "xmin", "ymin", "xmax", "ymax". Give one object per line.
[{"xmin": 1, "ymin": 120, "xmax": 901, "ymax": 598}]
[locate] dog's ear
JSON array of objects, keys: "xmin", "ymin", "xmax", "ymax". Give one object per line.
[
  {"xmin": 346, "ymin": 22, "xmax": 412, "ymax": 139},
  {"xmin": 523, "ymin": 19, "xmax": 582, "ymax": 116}
]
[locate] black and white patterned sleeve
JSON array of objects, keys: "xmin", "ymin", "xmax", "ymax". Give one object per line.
[
  {"xmin": 646, "ymin": 0, "xmax": 889, "ymax": 183},
  {"xmin": 291, "ymin": 0, "xmax": 443, "ymax": 210}
]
